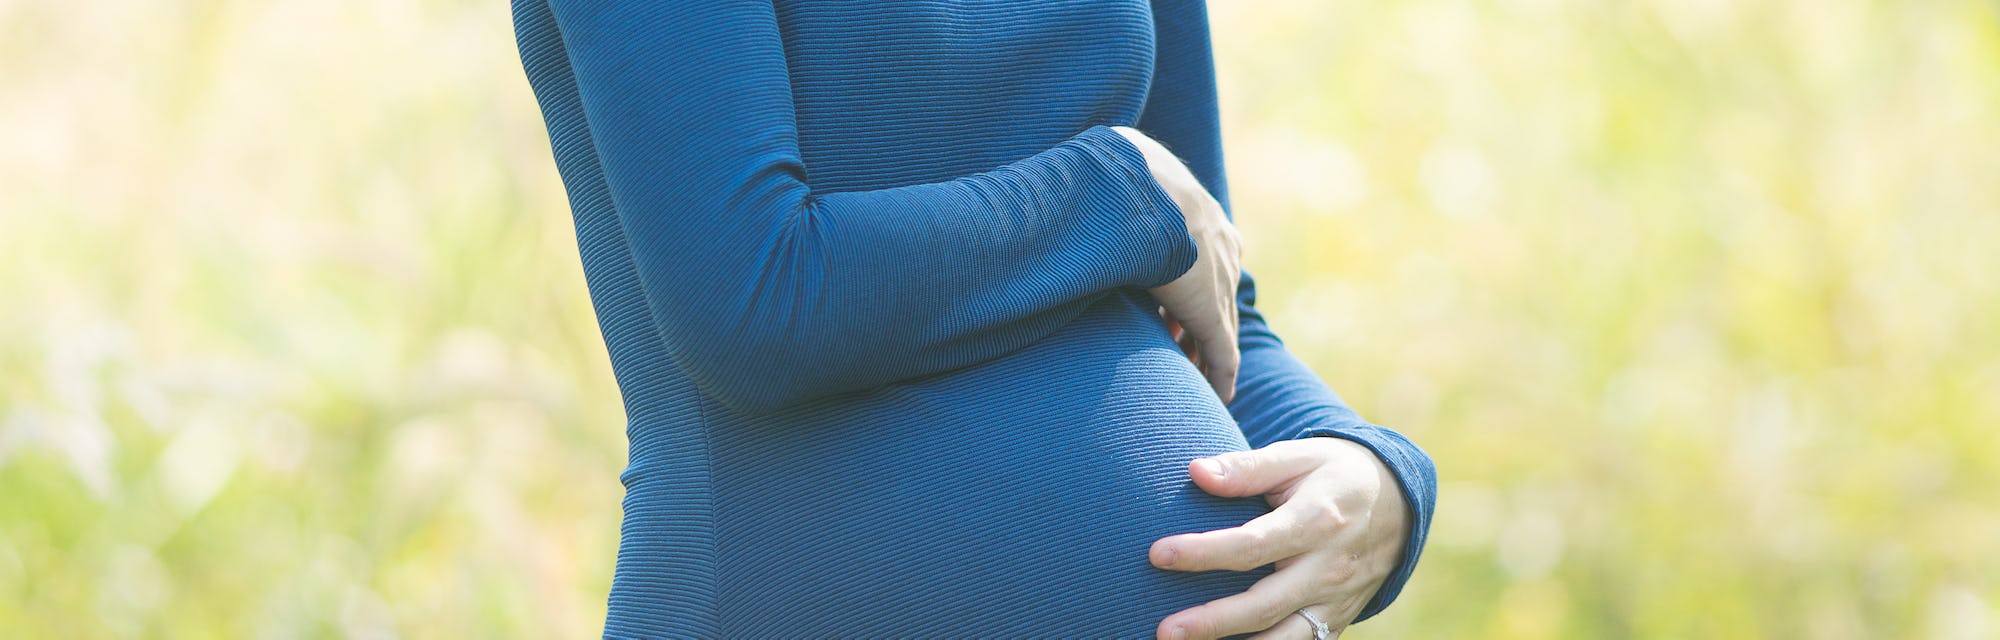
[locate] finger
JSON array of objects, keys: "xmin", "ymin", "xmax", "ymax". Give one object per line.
[
  {"xmin": 1243, "ymin": 615, "xmax": 1302, "ymax": 640},
  {"xmin": 1162, "ymin": 311, "xmax": 1199, "ymax": 363},
  {"xmin": 1199, "ymin": 330, "xmax": 1238, "ymax": 404},
  {"xmin": 1188, "ymin": 440, "xmax": 1324, "ymax": 499},
  {"xmin": 1150, "ymin": 501, "xmax": 1331, "ymax": 571},
  {"xmin": 1158, "ymin": 559, "xmax": 1319, "ymax": 640},
  {"xmin": 1208, "ymin": 231, "xmax": 1240, "ymax": 400},
  {"xmin": 1166, "ymin": 293, "xmax": 1236, "ymax": 402},
  {"xmin": 1198, "ymin": 259, "xmax": 1239, "ymax": 403},
  {"xmin": 1244, "ymin": 623, "xmax": 1297, "ymax": 640},
  {"xmin": 1245, "ymin": 604, "xmax": 1342, "ymax": 640}
]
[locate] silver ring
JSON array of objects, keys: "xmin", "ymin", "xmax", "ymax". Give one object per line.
[{"xmin": 1294, "ymin": 607, "xmax": 1332, "ymax": 640}]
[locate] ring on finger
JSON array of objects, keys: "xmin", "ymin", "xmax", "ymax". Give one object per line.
[{"xmin": 1292, "ymin": 607, "xmax": 1331, "ymax": 640}]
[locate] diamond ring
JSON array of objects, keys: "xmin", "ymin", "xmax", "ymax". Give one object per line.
[{"xmin": 1293, "ymin": 607, "xmax": 1331, "ymax": 640}]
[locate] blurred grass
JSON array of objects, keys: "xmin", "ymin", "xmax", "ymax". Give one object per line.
[{"xmin": 1, "ymin": 0, "xmax": 1996, "ymax": 637}]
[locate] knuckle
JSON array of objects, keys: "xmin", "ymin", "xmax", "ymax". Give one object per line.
[
  {"xmin": 1223, "ymin": 457, "xmax": 1256, "ymax": 481},
  {"xmin": 1292, "ymin": 506, "xmax": 1331, "ymax": 538},
  {"xmin": 1253, "ymin": 598, "xmax": 1292, "ymax": 628},
  {"xmin": 1211, "ymin": 546, "xmax": 1252, "ymax": 571},
  {"xmin": 1214, "ymin": 450, "xmax": 1252, "ymax": 472},
  {"xmin": 1240, "ymin": 524, "xmax": 1272, "ymax": 556},
  {"xmin": 1199, "ymin": 542, "xmax": 1247, "ymax": 571},
  {"xmin": 1226, "ymin": 555, "xmax": 1267, "ymax": 574},
  {"xmin": 1299, "ymin": 501, "xmax": 1344, "ymax": 535},
  {"xmin": 1209, "ymin": 350, "xmax": 1238, "ymax": 369},
  {"xmin": 1328, "ymin": 508, "xmax": 1351, "ymax": 531}
]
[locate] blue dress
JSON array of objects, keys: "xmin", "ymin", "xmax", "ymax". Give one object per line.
[{"xmin": 511, "ymin": 0, "xmax": 1436, "ymax": 636}]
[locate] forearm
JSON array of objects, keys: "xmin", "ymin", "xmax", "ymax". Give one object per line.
[
  {"xmin": 1227, "ymin": 294, "xmax": 1437, "ymax": 622},
  {"xmin": 1135, "ymin": 0, "xmax": 1436, "ymax": 619},
  {"xmin": 626, "ymin": 126, "xmax": 1196, "ymax": 412},
  {"xmin": 529, "ymin": 0, "xmax": 1198, "ymax": 412}
]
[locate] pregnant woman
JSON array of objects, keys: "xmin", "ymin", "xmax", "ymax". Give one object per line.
[{"xmin": 511, "ymin": 1, "xmax": 1436, "ymax": 637}]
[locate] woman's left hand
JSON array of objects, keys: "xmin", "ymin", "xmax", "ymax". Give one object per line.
[{"xmin": 1150, "ymin": 437, "xmax": 1411, "ymax": 640}]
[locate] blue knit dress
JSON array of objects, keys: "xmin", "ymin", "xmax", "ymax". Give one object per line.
[{"xmin": 511, "ymin": 1, "xmax": 1436, "ymax": 636}]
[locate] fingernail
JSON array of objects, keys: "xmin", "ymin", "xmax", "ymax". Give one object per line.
[
  {"xmin": 1158, "ymin": 545, "xmax": 1177, "ymax": 567},
  {"xmin": 1193, "ymin": 458, "xmax": 1224, "ymax": 480},
  {"xmin": 1165, "ymin": 625, "xmax": 1188, "ymax": 640}
]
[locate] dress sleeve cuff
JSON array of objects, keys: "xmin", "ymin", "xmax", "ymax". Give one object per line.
[{"xmin": 1075, "ymin": 125, "xmax": 1199, "ymax": 289}]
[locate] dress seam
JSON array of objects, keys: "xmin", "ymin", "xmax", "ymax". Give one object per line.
[{"xmin": 693, "ymin": 383, "xmax": 722, "ymax": 635}]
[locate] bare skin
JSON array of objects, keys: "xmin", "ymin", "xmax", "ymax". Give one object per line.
[
  {"xmin": 1112, "ymin": 126, "xmax": 1243, "ymax": 403},
  {"xmin": 1113, "ymin": 126, "xmax": 1412, "ymax": 639},
  {"xmin": 1152, "ymin": 438, "xmax": 1410, "ymax": 639}
]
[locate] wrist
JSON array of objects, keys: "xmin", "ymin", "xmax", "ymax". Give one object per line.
[{"xmin": 1344, "ymin": 437, "xmax": 1413, "ymax": 560}]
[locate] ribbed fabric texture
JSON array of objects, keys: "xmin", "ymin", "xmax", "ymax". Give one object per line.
[
  {"xmin": 511, "ymin": 0, "xmax": 1436, "ymax": 636},
  {"xmin": 1134, "ymin": 7, "xmax": 1437, "ymax": 623}
]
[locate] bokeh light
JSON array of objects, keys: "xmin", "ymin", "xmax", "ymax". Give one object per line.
[{"xmin": 2, "ymin": 0, "xmax": 1995, "ymax": 637}]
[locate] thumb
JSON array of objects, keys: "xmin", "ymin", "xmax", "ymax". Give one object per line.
[{"xmin": 1188, "ymin": 439, "xmax": 1322, "ymax": 498}]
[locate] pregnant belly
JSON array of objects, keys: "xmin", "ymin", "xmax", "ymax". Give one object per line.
[{"xmin": 698, "ymin": 291, "xmax": 1275, "ymax": 636}]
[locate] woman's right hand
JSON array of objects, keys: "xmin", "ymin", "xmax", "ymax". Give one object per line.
[{"xmin": 1111, "ymin": 126, "xmax": 1243, "ymax": 404}]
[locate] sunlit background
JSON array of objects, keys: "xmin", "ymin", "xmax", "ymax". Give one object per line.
[{"xmin": 3, "ymin": 0, "xmax": 1997, "ymax": 637}]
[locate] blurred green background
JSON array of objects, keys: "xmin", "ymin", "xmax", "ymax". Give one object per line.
[{"xmin": 2, "ymin": 0, "xmax": 1996, "ymax": 637}]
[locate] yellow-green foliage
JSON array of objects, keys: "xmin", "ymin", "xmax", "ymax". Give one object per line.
[{"xmin": 2, "ymin": 0, "xmax": 1995, "ymax": 637}]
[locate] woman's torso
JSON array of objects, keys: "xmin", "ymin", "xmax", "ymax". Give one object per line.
[{"xmin": 564, "ymin": 1, "xmax": 1274, "ymax": 635}]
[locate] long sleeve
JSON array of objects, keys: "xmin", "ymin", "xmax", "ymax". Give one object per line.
[
  {"xmin": 1138, "ymin": 0, "xmax": 1437, "ymax": 623},
  {"xmin": 537, "ymin": 0, "xmax": 1199, "ymax": 413}
]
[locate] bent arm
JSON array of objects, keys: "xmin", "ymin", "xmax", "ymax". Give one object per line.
[
  {"xmin": 1227, "ymin": 272, "xmax": 1437, "ymax": 623},
  {"xmin": 1140, "ymin": 0, "xmax": 1436, "ymax": 622},
  {"xmin": 529, "ymin": 0, "xmax": 1196, "ymax": 412}
]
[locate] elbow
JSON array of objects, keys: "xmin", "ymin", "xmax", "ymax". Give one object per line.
[
  {"xmin": 700, "ymin": 382, "xmax": 815, "ymax": 416},
  {"xmin": 701, "ymin": 375, "xmax": 822, "ymax": 416},
  {"xmin": 647, "ymin": 199, "xmax": 854, "ymax": 413},
  {"xmin": 666, "ymin": 316, "xmax": 838, "ymax": 415}
]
